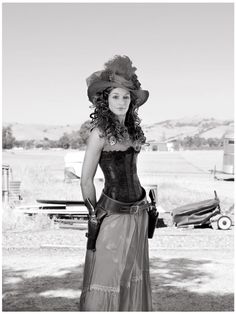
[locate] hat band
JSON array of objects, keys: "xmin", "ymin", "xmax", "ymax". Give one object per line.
[{"xmin": 109, "ymin": 73, "xmax": 135, "ymax": 90}]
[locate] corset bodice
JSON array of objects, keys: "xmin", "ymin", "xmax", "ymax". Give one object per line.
[{"xmin": 99, "ymin": 146, "xmax": 143, "ymax": 202}]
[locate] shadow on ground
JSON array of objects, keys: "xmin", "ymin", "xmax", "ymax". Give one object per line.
[
  {"xmin": 2, "ymin": 257, "xmax": 234, "ymax": 311},
  {"xmin": 3, "ymin": 264, "xmax": 84, "ymax": 311},
  {"xmin": 149, "ymin": 257, "xmax": 234, "ymax": 311}
]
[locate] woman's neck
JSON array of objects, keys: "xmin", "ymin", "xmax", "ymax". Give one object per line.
[{"xmin": 116, "ymin": 115, "xmax": 126, "ymax": 125}]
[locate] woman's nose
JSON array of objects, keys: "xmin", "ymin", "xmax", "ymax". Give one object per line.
[{"xmin": 119, "ymin": 99, "xmax": 126, "ymax": 105}]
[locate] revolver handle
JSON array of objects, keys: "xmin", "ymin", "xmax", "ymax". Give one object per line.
[{"xmin": 149, "ymin": 189, "xmax": 156, "ymax": 205}]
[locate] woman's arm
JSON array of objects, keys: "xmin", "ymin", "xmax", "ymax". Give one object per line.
[{"xmin": 80, "ymin": 128, "xmax": 105, "ymax": 207}]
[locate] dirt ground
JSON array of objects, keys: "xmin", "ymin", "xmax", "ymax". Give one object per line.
[{"xmin": 2, "ymin": 227, "xmax": 234, "ymax": 312}]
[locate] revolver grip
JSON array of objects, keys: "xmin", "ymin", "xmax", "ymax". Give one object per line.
[{"xmin": 149, "ymin": 189, "xmax": 156, "ymax": 204}]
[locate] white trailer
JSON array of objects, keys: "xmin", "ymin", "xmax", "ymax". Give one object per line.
[{"xmin": 64, "ymin": 151, "xmax": 104, "ymax": 181}]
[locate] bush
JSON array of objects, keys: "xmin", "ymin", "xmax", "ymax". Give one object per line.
[
  {"xmin": 2, "ymin": 205, "xmax": 53, "ymax": 232},
  {"xmin": 2, "ymin": 126, "xmax": 16, "ymax": 149}
]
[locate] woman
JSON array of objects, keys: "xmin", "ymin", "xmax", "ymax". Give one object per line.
[{"xmin": 79, "ymin": 55, "xmax": 152, "ymax": 311}]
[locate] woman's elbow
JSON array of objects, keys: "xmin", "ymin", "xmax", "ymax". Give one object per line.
[{"xmin": 80, "ymin": 175, "xmax": 93, "ymax": 190}]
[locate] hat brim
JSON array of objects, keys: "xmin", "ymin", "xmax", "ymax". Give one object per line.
[{"xmin": 87, "ymin": 81, "xmax": 149, "ymax": 107}]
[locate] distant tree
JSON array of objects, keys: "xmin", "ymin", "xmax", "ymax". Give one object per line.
[
  {"xmin": 193, "ymin": 135, "xmax": 202, "ymax": 148},
  {"xmin": 207, "ymin": 138, "xmax": 221, "ymax": 149},
  {"xmin": 58, "ymin": 132, "xmax": 70, "ymax": 149},
  {"xmin": 48, "ymin": 139, "xmax": 60, "ymax": 148},
  {"xmin": 200, "ymin": 137, "xmax": 208, "ymax": 146},
  {"xmin": 57, "ymin": 120, "xmax": 91, "ymax": 149},
  {"xmin": 179, "ymin": 135, "xmax": 223, "ymax": 150},
  {"xmin": 24, "ymin": 140, "xmax": 35, "ymax": 149},
  {"xmin": 14, "ymin": 140, "xmax": 25, "ymax": 148},
  {"xmin": 182, "ymin": 136, "xmax": 194, "ymax": 148},
  {"xmin": 2, "ymin": 126, "xmax": 15, "ymax": 149},
  {"xmin": 35, "ymin": 140, "xmax": 43, "ymax": 148},
  {"xmin": 69, "ymin": 131, "xmax": 83, "ymax": 149},
  {"xmin": 78, "ymin": 120, "xmax": 92, "ymax": 147},
  {"xmin": 68, "ymin": 120, "xmax": 92, "ymax": 149}
]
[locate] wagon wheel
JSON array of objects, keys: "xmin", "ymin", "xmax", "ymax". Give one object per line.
[{"xmin": 217, "ymin": 215, "xmax": 232, "ymax": 230}]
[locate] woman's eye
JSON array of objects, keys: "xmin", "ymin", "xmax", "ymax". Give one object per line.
[{"xmin": 111, "ymin": 95, "xmax": 130, "ymax": 100}]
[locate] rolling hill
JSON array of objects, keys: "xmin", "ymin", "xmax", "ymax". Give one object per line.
[
  {"xmin": 142, "ymin": 116, "xmax": 234, "ymax": 142},
  {"xmin": 3, "ymin": 116, "xmax": 234, "ymax": 142},
  {"xmin": 3, "ymin": 122, "xmax": 81, "ymax": 141}
]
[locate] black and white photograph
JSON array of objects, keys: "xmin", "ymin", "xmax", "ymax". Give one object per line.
[{"xmin": 2, "ymin": 1, "xmax": 234, "ymax": 312}]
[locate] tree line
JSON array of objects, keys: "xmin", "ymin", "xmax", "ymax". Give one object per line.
[
  {"xmin": 3, "ymin": 121, "xmax": 224, "ymax": 150},
  {"xmin": 173, "ymin": 136, "xmax": 223, "ymax": 150},
  {"xmin": 2, "ymin": 120, "xmax": 91, "ymax": 150}
]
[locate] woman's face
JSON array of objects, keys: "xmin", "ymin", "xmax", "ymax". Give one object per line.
[{"xmin": 108, "ymin": 88, "xmax": 131, "ymax": 118}]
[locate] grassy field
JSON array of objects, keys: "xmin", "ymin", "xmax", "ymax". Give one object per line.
[{"xmin": 2, "ymin": 148, "xmax": 234, "ymax": 231}]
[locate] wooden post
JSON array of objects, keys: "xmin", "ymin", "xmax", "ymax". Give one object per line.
[{"xmin": 2, "ymin": 165, "xmax": 10, "ymax": 204}]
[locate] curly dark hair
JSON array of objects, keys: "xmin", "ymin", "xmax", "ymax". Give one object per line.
[{"xmin": 89, "ymin": 87, "xmax": 146, "ymax": 145}]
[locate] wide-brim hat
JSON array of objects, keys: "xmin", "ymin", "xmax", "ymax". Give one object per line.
[{"xmin": 86, "ymin": 56, "xmax": 149, "ymax": 107}]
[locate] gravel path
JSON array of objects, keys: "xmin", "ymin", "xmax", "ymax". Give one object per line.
[{"xmin": 2, "ymin": 225, "xmax": 234, "ymax": 250}]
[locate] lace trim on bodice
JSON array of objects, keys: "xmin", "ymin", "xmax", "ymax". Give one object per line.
[{"xmin": 101, "ymin": 146, "xmax": 141, "ymax": 156}]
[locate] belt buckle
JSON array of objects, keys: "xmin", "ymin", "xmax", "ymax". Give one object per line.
[{"xmin": 130, "ymin": 205, "xmax": 139, "ymax": 214}]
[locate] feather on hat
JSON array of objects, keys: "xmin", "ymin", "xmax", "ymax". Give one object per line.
[{"xmin": 86, "ymin": 55, "xmax": 149, "ymax": 107}]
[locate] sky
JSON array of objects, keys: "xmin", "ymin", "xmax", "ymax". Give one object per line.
[{"xmin": 2, "ymin": 2, "xmax": 234, "ymax": 125}]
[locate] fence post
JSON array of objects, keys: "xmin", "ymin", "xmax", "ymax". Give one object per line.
[{"xmin": 2, "ymin": 165, "xmax": 10, "ymax": 204}]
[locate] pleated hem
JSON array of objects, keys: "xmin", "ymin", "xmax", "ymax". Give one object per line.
[{"xmin": 79, "ymin": 271, "xmax": 152, "ymax": 311}]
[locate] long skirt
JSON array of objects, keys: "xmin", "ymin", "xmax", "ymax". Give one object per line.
[{"xmin": 79, "ymin": 206, "xmax": 153, "ymax": 311}]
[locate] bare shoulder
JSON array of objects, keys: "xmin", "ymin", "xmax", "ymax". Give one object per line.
[
  {"xmin": 87, "ymin": 127, "xmax": 105, "ymax": 150},
  {"xmin": 90, "ymin": 127, "xmax": 104, "ymax": 138},
  {"xmin": 81, "ymin": 127, "xmax": 105, "ymax": 184}
]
